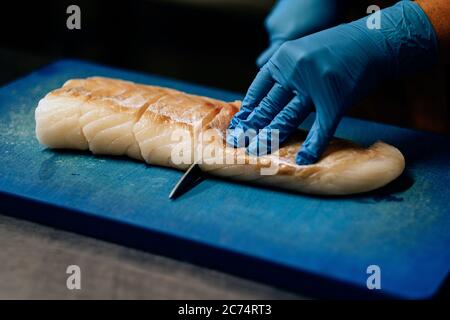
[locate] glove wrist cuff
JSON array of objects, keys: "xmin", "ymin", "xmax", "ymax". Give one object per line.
[{"xmin": 368, "ymin": 1, "xmax": 439, "ymax": 76}]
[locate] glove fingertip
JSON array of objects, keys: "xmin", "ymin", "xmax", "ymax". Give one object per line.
[
  {"xmin": 227, "ymin": 116, "xmax": 240, "ymax": 130},
  {"xmin": 256, "ymin": 54, "xmax": 269, "ymax": 69},
  {"xmin": 256, "ymin": 42, "xmax": 282, "ymax": 68},
  {"xmin": 295, "ymin": 149, "xmax": 317, "ymax": 166}
]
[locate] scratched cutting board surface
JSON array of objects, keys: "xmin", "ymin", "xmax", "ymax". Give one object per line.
[{"xmin": 0, "ymin": 60, "xmax": 449, "ymax": 299}]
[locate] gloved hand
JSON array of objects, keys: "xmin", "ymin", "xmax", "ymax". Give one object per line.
[
  {"xmin": 228, "ymin": 1, "xmax": 438, "ymax": 165},
  {"xmin": 257, "ymin": 0, "xmax": 340, "ymax": 67}
]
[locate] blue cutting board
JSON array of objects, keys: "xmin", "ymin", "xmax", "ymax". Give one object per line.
[{"xmin": 0, "ymin": 60, "xmax": 449, "ymax": 299}]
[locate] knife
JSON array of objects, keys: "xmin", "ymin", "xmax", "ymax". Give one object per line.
[{"xmin": 169, "ymin": 162, "xmax": 203, "ymax": 199}]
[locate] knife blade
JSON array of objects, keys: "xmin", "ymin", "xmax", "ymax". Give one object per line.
[{"xmin": 169, "ymin": 162, "xmax": 203, "ymax": 199}]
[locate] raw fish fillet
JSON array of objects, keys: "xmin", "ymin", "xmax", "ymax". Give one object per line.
[{"xmin": 35, "ymin": 77, "xmax": 405, "ymax": 195}]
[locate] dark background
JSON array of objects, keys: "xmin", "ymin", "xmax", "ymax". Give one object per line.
[{"xmin": 0, "ymin": 0, "xmax": 449, "ymax": 135}]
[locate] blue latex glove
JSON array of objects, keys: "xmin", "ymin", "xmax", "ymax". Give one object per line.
[
  {"xmin": 227, "ymin": 1, "xmax": 438, "ymax": 165},
  {"xmin": 257, "ymin": 0, "xmax": 340, "ymax": 67}
]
